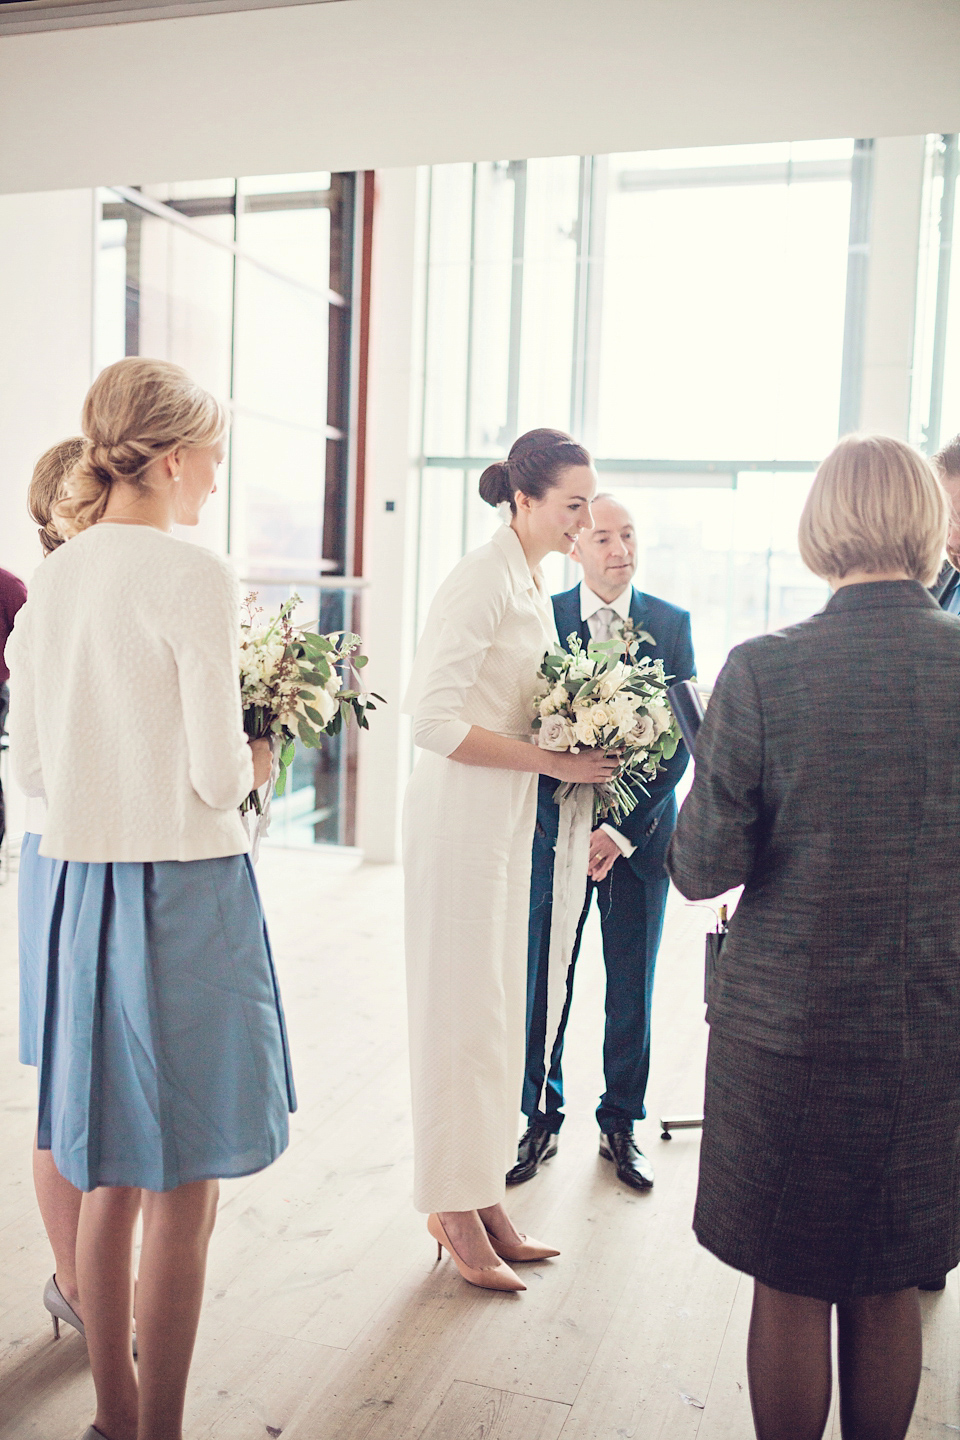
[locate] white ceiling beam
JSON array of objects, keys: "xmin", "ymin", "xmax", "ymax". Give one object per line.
[{"xmin": 1, "ymin": 0, "xmax": 958, "ymax": 195}]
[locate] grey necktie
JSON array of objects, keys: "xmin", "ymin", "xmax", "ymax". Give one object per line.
[{"xmin": 592, "ymin": 607, "xmax": 618, "ymax": 642}]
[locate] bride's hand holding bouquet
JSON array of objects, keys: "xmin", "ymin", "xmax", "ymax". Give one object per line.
[
  {"xmin": 532, "ymin": 627, "xmax": 682, "ymax": 823},
  {"xmin": 539, "ymin": 744, "xmax": 621, "ymax": 785}
]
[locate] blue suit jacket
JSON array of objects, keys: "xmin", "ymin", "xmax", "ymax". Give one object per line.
[
  {"xmin": 538, "ymin": 584, "xmax": 695, "ymax": 880},
  {"xmin": 932, "ymin": 560, "xmax": 960, "ymax": 611}
]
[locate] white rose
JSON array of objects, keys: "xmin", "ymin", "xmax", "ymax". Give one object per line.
[
  {"xmin": 325, "ymin": 667, "xmax": 343, "ymax": 696},
  {"xmin": 608, "ymin": 697, "xmax": 638, "ymax": 739},
  {"xmin": 297, "ymin": 683, "xmax": 338, "ymax": 728},
  {"xmin": 569, "ymin": 654, "xmax": 593, "ymax": 681},
  {"xmin": 537, "ymin": 681, "xmax": 567, "ymax": 717},
  {"xmin": 648, "ymin": 701, "xmax": 673, "ymax": 738},
  {"xmin": 574, "ymin": 714, "xmax": 598, "ymax": 748},
  {"xmin": 598, "ymin": 663, "xmax": 629, "ymax": 700},
  {"xmin": 632, "ymin": 713, "xmax": 657, "ymax": 747},
  {"xmin": 258, "ymin": 643, "xmax": 284, "ymax": 681},
  {"xmin": 581, "ymin": 701, "xmax": 612, "ymax": 731},
  {"xmin": 538, "ymin": 714, "xmax": 576, "ymax": 751}
]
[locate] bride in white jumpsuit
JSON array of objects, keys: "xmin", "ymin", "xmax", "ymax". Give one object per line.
[{"xmin": 402, "ymin": 429, "xmax": 616, "ymax": 1292}]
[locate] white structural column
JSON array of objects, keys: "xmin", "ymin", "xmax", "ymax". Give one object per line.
[
  {"xmin": 859, "ymin": 135, "xmax": 926, "ymax": 438},
  {"xmin": 355, "ymin": 167, "xmax": 424, "ymax": 864}
]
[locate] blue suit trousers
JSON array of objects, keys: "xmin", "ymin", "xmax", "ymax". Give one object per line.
[{"xmin": 522, "ymin": 815, "xmax": 669, "ymax": 1134}]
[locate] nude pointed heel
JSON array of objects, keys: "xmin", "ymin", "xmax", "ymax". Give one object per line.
[
  {"xmin": 483, "ymin": 1226, "xmax": 561, "ymax": 1263},
  {"xmin": 427, "ymin": 1214, "xmax": 526, "ymax": 1292}
]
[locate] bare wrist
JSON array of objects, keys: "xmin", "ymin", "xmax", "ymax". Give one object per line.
[{"xmin": 538, "ymin": 750, "xmax": 559, "ymax": 780}]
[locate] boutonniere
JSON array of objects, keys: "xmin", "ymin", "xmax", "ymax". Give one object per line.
[{"xmin": 615, "ymin": 616, "xmax": 655, "ymax": 654}]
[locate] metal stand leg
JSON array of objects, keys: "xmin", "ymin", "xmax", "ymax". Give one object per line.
[{"xmin": 659, "ymin": 1114, "xmax": 704, "ymax": 1141}]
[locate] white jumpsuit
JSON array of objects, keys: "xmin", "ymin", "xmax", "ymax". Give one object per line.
[{"xmin": 403, "ymin": 524, "xmax": 556, "ymax": 1213}]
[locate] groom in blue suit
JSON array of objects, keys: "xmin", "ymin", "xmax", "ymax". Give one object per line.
[{"xmin": 508, "ymin": 494, "xmax": 695, "ymax": 1191}]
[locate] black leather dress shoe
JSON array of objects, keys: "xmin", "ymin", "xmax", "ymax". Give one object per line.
[
  {"xmin": 918, "ymin": 1276, "xmax": 947, "ymax": 1292},
  {"xmin": 506, "ymin": 1123, "xmax": 559, "ymax": 1185},
  {"xmin": 599, "ymin": 1127, "xmax": 654, "ymax": 1190}
]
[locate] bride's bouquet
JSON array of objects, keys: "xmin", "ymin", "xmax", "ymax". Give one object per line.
[
  {"xmin": 532, "ymin": 628, "xmax": 681, "ymax": 824},
  {"xmin": 239, "ymin": 592, "xmax": 382, "ymax": 815}
]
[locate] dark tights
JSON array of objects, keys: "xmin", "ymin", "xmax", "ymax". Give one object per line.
[{"xmin": 747, "ymin": 1280, "xmax": 922, "ymax": 1440}]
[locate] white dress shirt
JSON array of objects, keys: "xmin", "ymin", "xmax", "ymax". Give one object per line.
[
  {"xmin": 580, "ymin": 580, "xmax": 633, "ymax": 637},
  {"xmin": 579, "ymin": 580, "xmax": 637, "ymax": 859}
]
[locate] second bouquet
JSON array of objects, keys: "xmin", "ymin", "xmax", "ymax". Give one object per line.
[{"xmin": 239, "ymin": 592, "xmax": 382, "ymax": 816}]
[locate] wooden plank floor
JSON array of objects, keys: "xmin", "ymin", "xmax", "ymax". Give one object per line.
[{"xmin": 0, "ymin": 844, "xmax": 956, "ymax": 1439}]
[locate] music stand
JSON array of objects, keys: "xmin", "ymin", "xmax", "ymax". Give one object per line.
[{"xmin": 659, "ymin": 681, "xmax": 713, "ymax": 1143}]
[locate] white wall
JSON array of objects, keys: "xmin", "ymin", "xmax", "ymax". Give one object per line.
[
  {"xmin": 1, "ymin": 0, "xmax": 959, "ymax": 195},
  {"xmin": 0, "ymin": 189, "xmax": 94, "ymax": 588},
  {"xmin": 0, "ymin": 188, "xmax": 95, "ymax": 841}
]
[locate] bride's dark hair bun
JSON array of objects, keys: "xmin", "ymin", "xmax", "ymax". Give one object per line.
[
  {"xmin": 478, "ymin": 460, "xmax": 512, "ymax": 507},
  {"xmin": 478, "ymin": 428, "xmax": 591, "ymax": 513}
]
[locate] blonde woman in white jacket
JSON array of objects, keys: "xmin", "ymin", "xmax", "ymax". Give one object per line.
[{"xmin": 8, "ymin": 358, "xmax": 295, "ymax": 1440}]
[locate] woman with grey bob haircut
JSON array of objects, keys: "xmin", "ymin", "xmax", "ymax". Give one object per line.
[{"xmin": 668, "ymin": 434, "xmax": 957, "ymax": 1440}]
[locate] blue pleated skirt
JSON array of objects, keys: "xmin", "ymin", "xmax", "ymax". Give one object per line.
[{"xmin": 18, "ymin": 835, "xmax": 296, "ymax": 1192}]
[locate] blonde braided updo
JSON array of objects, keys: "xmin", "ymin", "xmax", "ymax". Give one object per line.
[
  {"xmin": 29, "ymin": 437, "xmax": 85, "ymax": 556},
  {"xmin": 54, "ymin": 357, "xmax": 228, "ymax": 538}
]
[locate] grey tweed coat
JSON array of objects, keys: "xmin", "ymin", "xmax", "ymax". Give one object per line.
[{"xmin": 668, "ymin": 580, "xmax": 960, "ymax": 1065}]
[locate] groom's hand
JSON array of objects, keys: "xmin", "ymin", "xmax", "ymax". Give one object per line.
[{"xmin": 587, "ymin": 827, "xmax": 621, "ymax": 882}]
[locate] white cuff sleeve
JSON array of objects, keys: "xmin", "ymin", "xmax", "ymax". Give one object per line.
[
  {"xmin": 413, "ymin": 716, "xmax": 472, "ymax": 757},
  {"xmin": 600, "ymin": 822, "xmax": 636, "ymax": 858}
]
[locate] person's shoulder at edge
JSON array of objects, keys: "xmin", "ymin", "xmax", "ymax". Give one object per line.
[{"xmin": 0, "ymin": 565, "xmax": 27, "ymax": 597}]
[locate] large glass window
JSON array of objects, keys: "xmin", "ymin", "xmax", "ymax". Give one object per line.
[
  {"xmin": 599, "ymin": 142, "xmax": 852, "ymax": 461},
  {"xmin": 95, "ymin": 173, "xmax": 364, "ymax": 845},
  {"xmin": 596, "ymin": 473, "xmax": 824, "ymax": 685},
  {"xmin": 414, "ymin": 142, "xmax": 852, "ymax": 679}
]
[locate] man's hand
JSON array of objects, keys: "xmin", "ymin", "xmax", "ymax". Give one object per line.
[{"xmin": 588, "ymin": 826, "xmax": 622, "ymax": 883}]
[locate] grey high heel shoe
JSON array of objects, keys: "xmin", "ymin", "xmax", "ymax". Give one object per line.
[
  {"xmin": 43, "ymin": 1274, "xmax": 84, "ymax": 1340},
  {"xmin": 44, "ymin": 1274, "xmax": 138, "ymax": 1356}
]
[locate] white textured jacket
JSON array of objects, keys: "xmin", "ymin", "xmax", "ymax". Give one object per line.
[
  {"xmin": 402, "ymin": 523, "xmax": 556, "ymax": 757},
  {"xmin": 8, "ymin": 524, "xmax": 253, "ymax": 862}
]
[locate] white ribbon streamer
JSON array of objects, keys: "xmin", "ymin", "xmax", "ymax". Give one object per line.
[{"xmin": 544, "ymin": 783, "xmax": 594, "ymax": 1067}]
